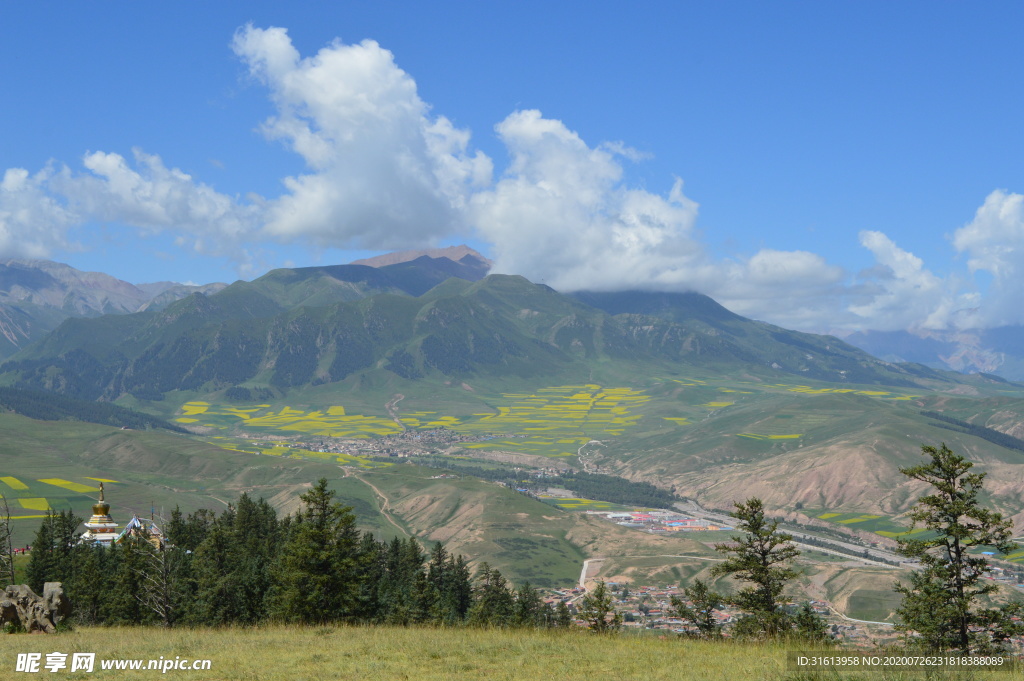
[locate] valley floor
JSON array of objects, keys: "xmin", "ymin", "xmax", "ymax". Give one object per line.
[{"xmin": 1, "ymin": 626, "xmax": 1020, "ymax": 681}]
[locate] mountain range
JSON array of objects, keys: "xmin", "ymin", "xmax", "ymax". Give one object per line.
[
  {"xmin": 0, "ymin": 250, "xmax": 955, "ymax": 402},
  {"xmin": 0, "ymin": 258, "xmax": 225, "ymax": 359},
  {"xmin": 844, "ymin": 327, "xmax": 1024, "ymax": 381},
  {"xmin": 5, "ymin": 248, "xmax": 1024, "ymax": 579}
]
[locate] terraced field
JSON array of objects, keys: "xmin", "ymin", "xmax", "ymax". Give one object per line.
[
  {"xmin": 178, "ymin": 402, "xmax": 402, "ymax": 438},
  {"xmin": 180, "ymin": 384, "xmax": 655, "ymax": 461},
  {"xmin": 0, "ymin": 473, "xmax": 108, "ymax": 523},
  {"xmin": 160, "ymin": 372, "xmax": 1024, "ymax": 556},
  {"xmin": 454, "ymin": 385, "xmax": 650, "ymax": 458}
]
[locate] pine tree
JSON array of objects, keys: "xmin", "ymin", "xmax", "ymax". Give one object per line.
[
  {"xmin": 103, "ymin": 538, "xmax": 150, "ymax": 625},
  {"xmin": 66, "ymin": 543, "xmax": 109, "ymax": 625},
  {"xmin": 135, "ymin": 540, "xmax": 187, "ymax": 628},
  {"xmin": 793, "ymin": 602, "xmax": 830, "ymax": 642},
  {"xmin": 512, "ymin": 581, "xmax": 545, "ymax": 627},
  {"xmin": 579, "ymin": 580, "xmax": 621, "ymax": 633},
  {"xmin": 192, "ymin": 522, "xmax": 243, "ymax": 624},
  {"xmin": 712, "ymin": 497, "xmax": 799, "ymax": 638},
  {"xmin": 468, "ymin": 563, "xmax": 515, "ymax": 627},
  {"xmin": 231, "ymin": 494, "xmax": 280, "ymax": 622},
  {"xmin": 554, "ymin": 600, "xmax": 573, "ymax": 628},
  {"xmin": 271, "ymin": 478, "xmax": 362, "ymax": 623},
  {"xmin": 26, "ymin": 510, "xmax": 82, "ymax": 593},
  {"xmin": 441, "ymin": 553, "xmax": 473, "ymax": 625},
  {"xmin": 354, "ymin": 534, "xmax": 385, "ymax": 622},
  {"xmin": 894, "ymin": 443, "xmax": 1024, "ymax": 654},
  {"xmin": 669, "ymin": 578, "xmax": 723, "ymax": 638}
]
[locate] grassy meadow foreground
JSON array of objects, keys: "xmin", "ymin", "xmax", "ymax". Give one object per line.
[{"xmin": 1, "ymin": 625, "xmax": 1020, "ymax": 681}]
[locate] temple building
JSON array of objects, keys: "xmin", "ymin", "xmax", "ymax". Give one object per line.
[
  {"xmin": 79, "ymin": 483, "xmax": 165, "ymax": 548},
  {"xmin": 81, "ymin": 482, "xmax": 119, "ymax": 547}
]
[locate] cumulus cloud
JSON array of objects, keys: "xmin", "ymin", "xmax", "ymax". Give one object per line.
[
  {"xmin": 709, "ymin": 249, "xmax": 847, "ymax": 329},
  {"xmin": 954, "ymin": 190, "xmax": 1024, "ymax": 278},
  {"xmin": 55, "ymin": 149, "xmax": 260, "ymax": 251},
  {"xmin": 0, "ymin": 149, "xmax": 260, "ymax": 267},
  {"xmin": 5, "ymin": 24, "xmax": 1023, "ymax": 336},
  {"xmin": 232, "ymin": 24, "xmax": 491, "ymax": 249},
  {"xmin": 471, "ymin": 110, "xmax": 708, "ymax": 290},
  {"xmin": 847, "ymin": 231, "xmax": 955, "ymax": 330},
  {"xmin": 951, "ymin": 190, "xmax": 1024, "ymax": 327},
  {"xmin": 0, "ymin": 166, "xmax": 79, "ymax": 258},
  {"xmin": 468, "ymin": 110, "xmax": 856, "ymax": 329}
]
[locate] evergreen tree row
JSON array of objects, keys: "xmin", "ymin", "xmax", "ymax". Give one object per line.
[
  {"xmin": 921, "ymin": 410, "xmax": 1024, "ymax": 454},
  {"xmin": 414, "ymin": 457, "xmax": 680, "ymax": 508},
  {"xmin": 24, "ymin": 480, "xmax": 573, "ymax": 629},
  {"xmin": 0, "ymin": 386, "xmax": 186, "ymax": 432}
]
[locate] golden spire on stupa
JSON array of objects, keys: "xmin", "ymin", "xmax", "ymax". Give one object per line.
[
  {"xmin": 82, "ymin": 481, "xmax": 118, "ymax": 547},
  {"xmin": 92, "ymin": 482, "xmax": 111, "ymax": 518}
]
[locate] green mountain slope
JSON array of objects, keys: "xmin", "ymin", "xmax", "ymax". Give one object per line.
[
  {"xmin": 0, "ymin": 412, "xmax": 719, "ymax": 587},
  {"xmin": 0, "ymin": 268, "xmax": 964, "ymax": 404}
]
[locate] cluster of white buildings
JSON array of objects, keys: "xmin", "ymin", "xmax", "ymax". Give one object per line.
[{"xmin": 588, "ymin": 510, "xmax": 732, "ymax": 532}]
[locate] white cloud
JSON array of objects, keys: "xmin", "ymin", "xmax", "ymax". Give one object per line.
[
  {"xmin": 0, "ymin": 166, "xmax": 79, "ymax": 258},
  {"xmin": 471, "ymin": 110, "xmax": 707, "ymax": 290},
  {"xmin": 468, "ymin": 109, "xmax": 857, "ymax": 330},
  {"xmin": 709, "ymin": 249, "xmax": 847, "ymax": 329},
  {"xmin": 951, "ymin": 190, "xmax": 1024, "ymax": 327},
  {"xmin": 5, "ymin": 24, "xmax": 1023, "ymax": 337},
  {"xmin": 232, "ymin": 24, "xmax": 491, "ymax": 250},
  {"xmin": 954, "ymin": 189, "xmax": 1024, "ymax": 278},
  {"xmin": 847, "ymin": 231, "xmax": 954, "ymax": 330},
  {"xmin": 58, "ymin": 149, "xmax": 259, "ymax": 247}
]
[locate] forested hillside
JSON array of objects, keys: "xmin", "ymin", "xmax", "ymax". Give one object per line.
[
  {"xmin": 27, "ymin": 481, "xmax": 572, "ymax": 629},
  {"xmin": 0, "ymin": 386, "xmax": 185, "ymax": 431}
]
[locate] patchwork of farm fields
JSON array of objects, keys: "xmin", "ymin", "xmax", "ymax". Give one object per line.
[
  {"xmin": 174, "ymin": 377, "xmax": 969, "ymax": 463},
  {"xmin": 178, "ymin": 402, "xmax": 402, "ymax": 438},
  {"xmin": 0, "ymin": 474, "xmax": 112, "ymax": 521},
  {"xmin": 180, "ymin": 384, "xmax": 656, "ymax": 459},
  {"xmin": 810, "ymin": 509, "xmax": 940, "ymax": 541}
]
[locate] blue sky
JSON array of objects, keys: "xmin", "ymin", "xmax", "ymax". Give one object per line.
[{"xmin": 2, "ymin": 2, "xmax": 1023, "ymax": 332}]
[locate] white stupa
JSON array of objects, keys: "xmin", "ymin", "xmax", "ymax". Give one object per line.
[{"xmin": 80, "ymin": 482, "xmax": 119, "ymax": 547}]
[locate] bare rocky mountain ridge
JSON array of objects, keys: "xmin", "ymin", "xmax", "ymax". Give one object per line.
[
  {"xmin": 351, "ymin": 245, "xmax": 491, "ymax": 270},
  {"xmin": 845, "ymin": 327, "xmax": 1024, "ymax": 381},
  {"xmin": 0, "ymin": 259, "xmax": 226, "ymax": 358}
]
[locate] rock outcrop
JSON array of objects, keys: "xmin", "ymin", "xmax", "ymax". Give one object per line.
[{"xmin": 0, "ymin": 583, "xmax": 70, "ymax": 633}]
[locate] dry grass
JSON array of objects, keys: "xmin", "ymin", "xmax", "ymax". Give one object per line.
[{"xmin": 1, "ymin": 626, "xmax": 1021, "ymax": 680}]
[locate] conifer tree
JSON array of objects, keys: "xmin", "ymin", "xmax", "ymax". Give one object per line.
[
  {"xmin": 670, "ymin": 578, "xmax": 723, "ymax": 638},
  {"xmin": 793, "ymin": 602, "xmax": 830, "ymax": 642},
  {"xmin": 512, "ymin": 581, "xmax": 545, "ymax": 627},
  {"xmin": 26, "ymin": 510, "xmax": 82, "ymax": 593},
  {"xmin": 555, "ymin": 600, "xmax": 573, "ymax": 628},
  {"xmin": 712, "ymin": 498, "xmax": 799, "ymax": 638},
  {"xmin": 191, "ymin": 522, "xmax": 242, "ymax": 624},
  {"xmin": 230, "ymin": 494, "xmax": 280, "ymax": 622},
  {"xmin": 135, "ymin": 539, "xmax": 187, "ymax": 628},
  {"xmin": 103, "ymin": 539, "xmax": 149, "ymax": 625},
  {"xmin": 579, "ymin": 580, "xmax": 621, "ymax": 633},
  {"xmin": 440, "ymin": 553, "xmax": 473, "ymax": 624},
  {"xmin": 894, "ymin": 443, "xmax": 1024, "ymax": 654},
  {"xmin": 468, "ymin": 563, "xmax": 515, "ymax": 627},
  {"xmin": 271, "ymin": 478, "xmax": 361, "ymax": 623},
  {"xmin": 354, "ymin": 534, "xmax": 386, "ymax": 621},
  {"xmin": 66, "ymin": 543, "xmax": 109, "ymax": 625}
]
